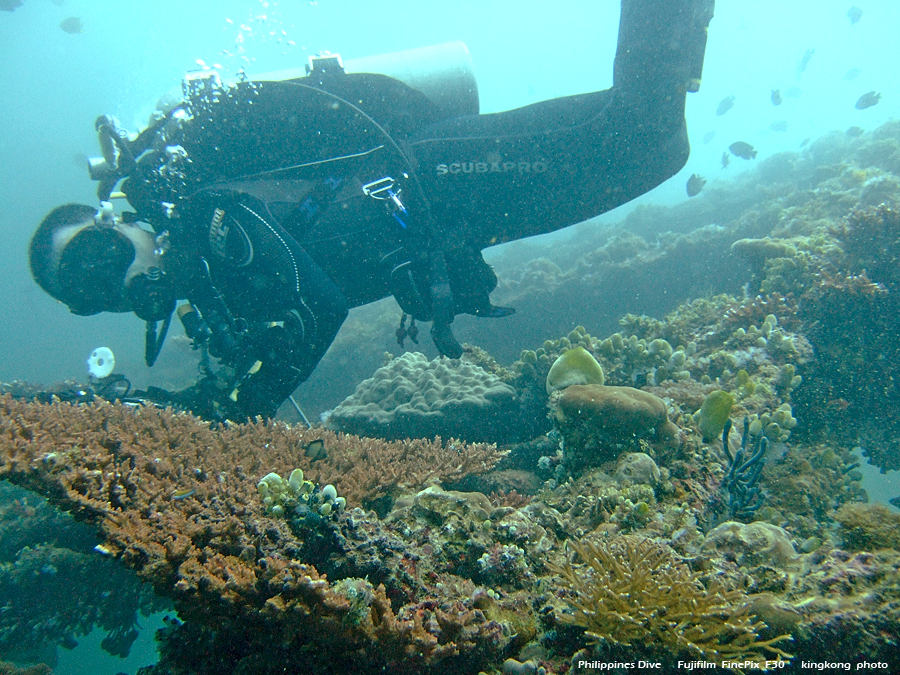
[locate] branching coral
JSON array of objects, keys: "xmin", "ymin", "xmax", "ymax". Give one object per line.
[
  {"xmin": 554, "ymin": 536, "xmax": 792, "ymax": 668},
  {"xmin": 0, "ymin": 395, "xmax": 509, "ymax": 674}
]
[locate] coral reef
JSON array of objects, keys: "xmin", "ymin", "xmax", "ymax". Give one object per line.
[
  {"xmin": 0, "ymin": 395, "xmax": 511, "ymax": 674},
  {"xmin": 702, "ymin": 521, "xmax": 797, "ymax": 568},
  {"xmin": 6, "ymin": 121, "xmax": 900, "ymax": 674},
  {"xmin": 553, "ymin": 536, "xmax": 792, "ymax": 666},
  {"xmin": 834, "ymin": 503, "xmax": 900, "ymax": 552},
  {"xmin": 715, "ymin": 417, "xmax": 769, "ymax": 522},
  {"xmin": 551, "ymin": 384, "xmax": 678, "ymax": 471},
  {"xmin": 545, "ymin": 346, "xmax": 604, "ymax": 394},
  {"xmin": 326, "ymin": 352, "xmax": 518, "ymax": 443}
]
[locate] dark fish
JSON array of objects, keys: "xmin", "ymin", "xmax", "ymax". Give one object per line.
[
  {"xmin": 715, "ymin": 95, "xmax": 735, "ymax": 116},
  {"xmin": 769, "ymin": 121, "xmax": 788, "ymax": 132},
  {"xmin": 797, "ymin": 48, "xmax": 815, "ymax": 78},
  {"xmin": 855, "ymin": 91, "xmax": 881, "ymax": 110},
  {"xmin": 799, "ymin": 137, "xmax": 811, "ymax": 148},
  {"xmin": 686, "ymin": 174, "xmax": 706, "ymax": 197},
  {"xmin": 771, "ymin": 89, "xmax": 782, "ymax": 106},
  {"xmin": 729, "ymin": 142, "xmax": 757, "ymax": 160},
  {"xmin": 304, "ymin": 439, "xmax": 327, "ymax": 462},
  {"xmin": 702, "ymin": 130, "xmax": 716, "ymax": 145},
  {"xmin": 844, "ymin": 67, "xmax": 862, "ymax": 81},
  {"xmin": 59, "ymin": 16, "xmax": 84, "ymax": 33},
  {"xmin": 847, "ymin": 6, "xmax": 863, "ymax": 24},
  {"xmin": 721, "ymin": 151, "xmax": 730, "ymax": 169},
  {"xmin": 784, "ymin": 86, "xmax": 802, "ymax": 98},
  {"xmin": 0, "ymin": 0, "xmax": 23, "ymax": 11},
  {"xmin": 845, "ymin": 126, "xmax": 864, "ymax": 138}
]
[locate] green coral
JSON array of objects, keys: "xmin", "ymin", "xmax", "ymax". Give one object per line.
[
  {"xmin": 546, "ymin": 346, "xmax": 605, "ymax": 394},
  {"xmin": 257, "ymin": 469, "xmax": 345, "ymax": 520},
  {"xmin": 695, "ymin": 390, "xmax": 735, "ymax": 442}
]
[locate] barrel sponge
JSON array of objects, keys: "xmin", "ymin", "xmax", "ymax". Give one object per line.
[
  {"xmin": 327, "ymin": 352, "xmax": 517, "ymax": 442},
  {"xmin": 546, "ymin": 346, "xmax": 605, "ymax": 394},
  {"xmin": 553, "ymin": 384, "xmax": 677, "ymax": 469},
  {"xmin": 694, "ymin": 390, "xmax": 735, "ymax": 442}
]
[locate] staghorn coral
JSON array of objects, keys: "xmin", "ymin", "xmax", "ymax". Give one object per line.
[
  {"xmin": 0, "ymin": 395, "xmax": 509, "ymax": 674},
  {"xmin": 554, "ymin": 536, "xmax": 792, "ymax": 668}
]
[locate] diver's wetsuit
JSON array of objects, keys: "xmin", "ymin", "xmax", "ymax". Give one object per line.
[{"xmin": 122, "ymin": 0, "xmax": 713, "ymax": 419}]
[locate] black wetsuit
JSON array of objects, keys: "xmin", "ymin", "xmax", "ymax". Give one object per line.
[{"xmin": 121, "ymin": 0, "xmax": 713, "ymax": 419}]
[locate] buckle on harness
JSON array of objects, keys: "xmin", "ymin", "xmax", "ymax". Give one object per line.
[
  {"xmin": 363, "ymin": 176, "xmax": 409, "ymax": 229},
  {"xmin": 363, "ymin": 176, "xmax": 405, "ymax": 205}
]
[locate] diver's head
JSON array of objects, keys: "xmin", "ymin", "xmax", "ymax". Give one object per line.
[{"xmin": 29, "ymin": 203, "xmax": 175, "ymax": 321}]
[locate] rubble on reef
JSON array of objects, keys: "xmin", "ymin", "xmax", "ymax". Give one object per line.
[{"xmin": 2, "ymin": 120, "xmax": 900, "ymax": 674}]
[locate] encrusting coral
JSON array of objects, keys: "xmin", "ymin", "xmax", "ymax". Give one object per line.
[
  {"xmin": 0, "ymin": 395, "xmax": 509, "ymax": 674},
  {"xmin": 554, "ymin": 536, "xmax": 792, "ymax": 668}
]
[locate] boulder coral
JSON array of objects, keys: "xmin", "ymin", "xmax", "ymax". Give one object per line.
[
  {"xmin": 327, "ymin": 352, "xmax": 518, "ymax": 442},
  {"xmin": 552, "ymin": 384, "xmax": 677, "ymax": 470}
]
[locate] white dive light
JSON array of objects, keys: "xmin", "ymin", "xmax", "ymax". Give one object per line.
[{"xmin": 87, "ymin": 347, "xmax": 115, "ymax": 379}]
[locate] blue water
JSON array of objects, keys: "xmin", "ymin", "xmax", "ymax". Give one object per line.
[{"xmin": 1, "ymin": 0, "xmax": 897, "ymax": 390}]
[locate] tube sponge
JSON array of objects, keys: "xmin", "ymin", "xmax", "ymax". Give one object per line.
[{"xmin": 546, "ymin": 346, "xmax": 605, "ymax": 394}]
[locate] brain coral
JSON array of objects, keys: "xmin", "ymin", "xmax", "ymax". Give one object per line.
[{"xmin": 327, "ymin": 352, "xmax": 518, "ymax": 442}]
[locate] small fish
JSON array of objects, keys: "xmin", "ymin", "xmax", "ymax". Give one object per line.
[
  {"xmin": 702, "ymin": 130, "xmax": 716, "ymax": 145},
  {"xmin": 847, "ymin": 6, "xmax": 863, "ymax": 24},
  {"xmin": 855, "ymin": 91, "xmax": 881, "ymax": 110},
  {"xmin": 686, "ymin": 174, "xmax": 706, "ymax": 197},
  {"xmin": 844, "ymin": 68, "xmax": 862, "ymax": 81},
  {"xmin": 799, "ymin": 137, "xmax": 811, "ymax": 148},
  {"xmin": 715, "ymin": 95, "xmax": 735, "ymax": 116},
  {"xmin": 784, "ymin": 86, "xmax": 802, "ymax": 98},
  {"xmin": 721, "ymin": 151, "xmax": 730, "ymax": 169},
  {"xmin": 172, "ymin": 488, "xmax": 196, "ymax": 500},
  {"xmin": 796, "ymin": 48, "xmax": 815, "ymax": 78},
  {"xmin": 304, "ymin": 438, "xmax": 327, "ymax": 462},
  {"xmin": 0, "ymin": 0, "xmax": 24, "ymax": 12},
  {"xmin": 770, "ymin": 89, "xmax": 782, "ymax": 106},
  {"xmin": 769, "ymin": 121, "xmax": 788, "ymax": 132},
  {"xmin": 59, "ymin": 16, "xmax": 84, "ymax": 34},
  {"xmin": 845, "ymin": 126, "xmax": 864, "ymax": 138},
  {"xmin": 729, "ymin": 142, "xmax": 758, "ymax": 160}
]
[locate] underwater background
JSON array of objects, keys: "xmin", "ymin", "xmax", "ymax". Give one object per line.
[{"xmin": 2, "ymin": 1, "xmax": 900, "ymax": 673}]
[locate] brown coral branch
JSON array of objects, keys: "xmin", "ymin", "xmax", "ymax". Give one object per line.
[
  {"xmin": 554, "ymin": 536, "xmax": 792, "ymax": 669},
  {"xmin": 0, "ymin": 395, "xmax": 506, "ymax": 673}
]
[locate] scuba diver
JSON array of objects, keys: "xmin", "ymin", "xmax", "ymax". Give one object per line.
[{"xmin": 28, "ymin": 0, "xmax": 714, "ymax": 421}]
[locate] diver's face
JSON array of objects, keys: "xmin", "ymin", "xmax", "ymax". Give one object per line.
[{"xmin": 57, "ymin": 219, "xmax": 163, "ymax": 315}]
